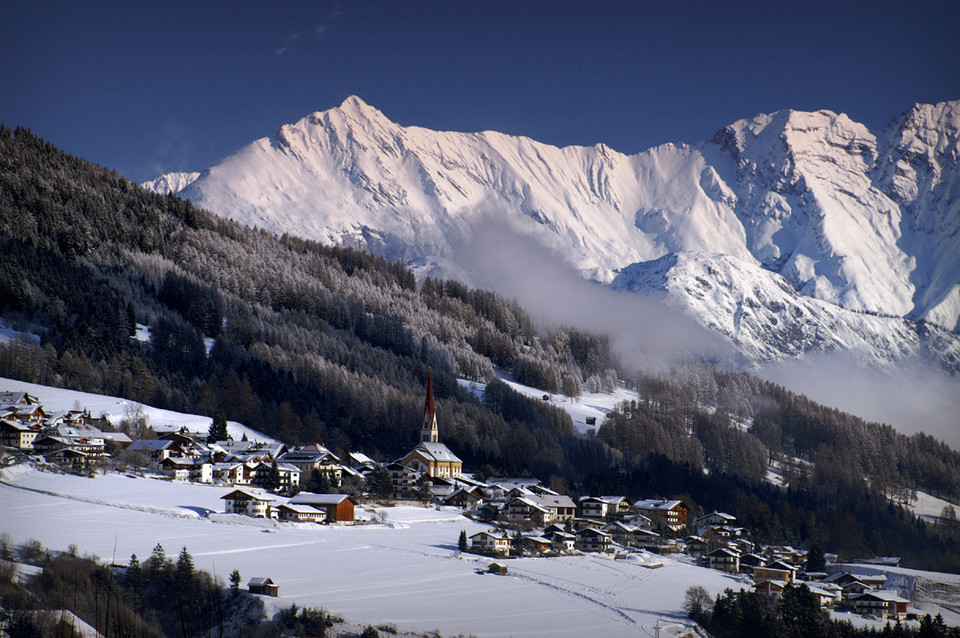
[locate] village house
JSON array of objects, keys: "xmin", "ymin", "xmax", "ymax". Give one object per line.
[
  {"xmin": 502, "ymin": 496, "xmax": 553, "ymax": 527},
  {"xmin": 847, "ymin": 591, "xmax": 909, "ymax": 620},
  {"xmin": 579, "ymin": 496, "xmax": 619, "ymax": 520},
  {"xmin": 739, "ymin": 552, "xmax": 767, "ymax": 574},
  {"xmin": 129, "ymin": 439, "xmax": 182, "ymax": 463},
  {"xmin": 705, "ymin": 546, "xmax": 741, "ymax": 573},
  {"xmin": 0, "ymin": 391, "xmax": 40, "ymax": 408},
  {"xmin": 544, "ymin": 529, "xmax": 576, "ymax": 553},
  {"xmin": 807, "ymin": 583, "xmax": 841, "ymax": 608},
  {"xmin": 347, "ymin": 451, "xmax": 378, "ymax": 470},
  {"xmin": 469, "ymin": 530, "xmax": 512, "ymax": 555},
  {"xmin": 212, "ymin": 462, "xmax": 246, "ymax": 485},
  {"xmin": 754, "ymin": 579, "xmax": 788, "ymax": 599},
  {"xmin": 33, "ymin": 433, "xmax": 105, "ymax": 460},
  {"xmin": 696, "ymin": 511, "xmax": 737, "ymax": 528},
  {"xmin": 575, "ymin": 527, "xmax": 612, "ymax": 552},
  {"xmin": 633, "ymin": 499, "xmax": 690, "ymax": 532},
  {"xmin": 277, "ymin": 445, "xmax": 342, "ymax": 487},
  {"xmin": 276, "ymin": 503, "xmax": 327, "ymax": 524},
  {"xmin": 384, "ymin": 462, "xmax": 419, "ymax": 499},
  {"xmin": 445, "ymin": 486, "xmax": 485, "ymax": 509},
  {"xmin": 753, "ymin": 560, "xmax": 798, "ymax": 584},
  {"xmin": 221, "ymin": 488, "xmax": 277, "ymax": 518},
  {"xmin": 161, "ymin": 456, "xmax": 196, "ymax": 481},
  {"xmin": 602, "ymin": 521, "xmax": 638, "ymax": 546},
  {"xmin": 0, "ymin": 418, "xmax": 42, "ymax": 449},
  {"xmin": 684, "ymin": 535, "xmax": 709, "ymax": 556},
  {"xmin": 520, "ymin": 535, "xmax": 553, "ymax": 556},
  {"xmin": 288, "ymin": 492, "xmax": 357, "ymax": 523}
]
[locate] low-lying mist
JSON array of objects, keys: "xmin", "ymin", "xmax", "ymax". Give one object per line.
[
  {"xmin": 449, "ymin": 214, "xmax": 960, "ymax": 451},
  {"xmin": 757, "ymin": 354, "xmax": 960, "ymax": 450},
  {"xmin": 450, "ymin": 215, "xmax": 735, "ymax": 371}
]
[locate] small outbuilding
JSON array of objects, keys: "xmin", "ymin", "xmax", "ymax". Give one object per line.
[
  {"xmin": 488, "ymin": 562, "xmax": 508, "ymax": 575},
  {"xmin": 248, "ymin": 577, "xmax": 279, "ymax": 597}
]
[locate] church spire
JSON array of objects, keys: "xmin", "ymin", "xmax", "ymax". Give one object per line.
[{"xmin": 421, "ymin": 373, "xmax": 438, "ymax": 443}]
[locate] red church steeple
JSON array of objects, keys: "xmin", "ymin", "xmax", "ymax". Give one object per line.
[{"xmin": 420, "ymin": 373, "xmax": 438, "ymax": 443}]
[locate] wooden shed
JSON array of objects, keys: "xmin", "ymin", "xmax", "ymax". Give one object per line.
[
  {"xmin": 488, "ymin": 562, "xmax": 508, "ymax": 575},
  {"xmin": 248, "ymin": 577, "xmax": 279, "ymax": 597},
  {"xmin": 288, "ymin": 492, "xmax": 357, "ymax": 523}
]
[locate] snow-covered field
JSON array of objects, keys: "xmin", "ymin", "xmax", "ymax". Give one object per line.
[
  {"xmin": 460, "ymin": 372, "xmax": 636, "ymax": 435},
  {"xmin": 0, "ymin": 465, "xmax": 740, "ymax": 637},
  {"xmin": 0, "ymin": 376, "xmax": 272, "ymax": 442}
]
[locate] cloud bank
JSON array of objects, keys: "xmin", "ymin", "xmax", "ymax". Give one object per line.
[
  {"xmin": 449, "ymin": 215, "xmax": 734, "ymax": 371},
  {"xmin": 449, "ymin": 213, "xmax": 960, "ymax": 451}
]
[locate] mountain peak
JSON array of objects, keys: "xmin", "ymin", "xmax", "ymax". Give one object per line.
[{"xmin": 143, "ymin": 98, "xmax": 960, "ymax": 364}]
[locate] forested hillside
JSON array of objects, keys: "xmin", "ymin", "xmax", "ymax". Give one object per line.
[{"xmin": 2, "ymin": 124, "xmax": 960, "ymax": 570}]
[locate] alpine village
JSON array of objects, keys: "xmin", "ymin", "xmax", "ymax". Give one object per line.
[{"xmin": 3, "ymin": 122, "xmax": 960, "ymax": 638}]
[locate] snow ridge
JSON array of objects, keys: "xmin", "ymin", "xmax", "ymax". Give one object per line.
[{"xmin": 144, "ymin": 97, "xmax": 960, "ymax": 369}]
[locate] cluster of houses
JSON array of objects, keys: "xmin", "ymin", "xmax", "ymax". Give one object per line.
[
  {"xmin": 2, "ymin": 387, "xmax": 915, "ymax": 620},
  {"xmin": 465, "ymin": 489, "xmax": 693, "ymax": 555},
  {"xmin": 0, "ymin": 392, "xmax": 132, "ymax": 463},
  {"xmin": 690, "ymin": 514, "xmax": 912, "ymax": 620}
]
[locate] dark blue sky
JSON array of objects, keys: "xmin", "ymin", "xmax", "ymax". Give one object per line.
[{"xmin": 3, "ymin": 0, "xmax": 958, "ymax": 183}]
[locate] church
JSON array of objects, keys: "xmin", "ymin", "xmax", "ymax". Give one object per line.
[{"xmin": 398, "ymin": 375, "xmax": 462, "ymax": 479}]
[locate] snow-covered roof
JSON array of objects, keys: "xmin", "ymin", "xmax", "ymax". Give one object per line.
[
  {"xmin": 278, "ymin": 503, "xmax": 326, "ymax": 515},
  {"xmin": 289, "ymin": 492, "xmax": 353, "ymax": 506},
  {"xmin": 633, "ymin": 499, "xmax": 684, "ymax": 511},
  {"xmin": 412, "ymin": 441, "xmax": 462, "ymax": 464},
  {"xmin": 850, "ymin": 590, "xmax": 909, "ymax": 603},
  {"xmin": 277, "ymin": 463, "xmax": 301, "ymax": 473},
  {"xmin": 221, "ymin": 488, "xmax": 275, "ymax": 501},
  {"xmin": 129, "ymin": 439, "xmax": 176, "ymax": 451},
  {"xmin": 349, "ymin": 451, "xmax": 376, "ymax": 465}
]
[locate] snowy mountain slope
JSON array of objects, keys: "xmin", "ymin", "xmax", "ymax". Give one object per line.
[
  {"xmin": 146, "ymin": 97, "xmax": 960, "ymax": 368},
  {"xmin": 141, "ymin": 170, "xmax": 200, "ymax": 195},
  {"xmin": 612, "ymin": 252, "xmax": 954, "ymax": 367}
]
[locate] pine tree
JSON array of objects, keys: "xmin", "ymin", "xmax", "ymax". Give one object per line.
[
  {"xmin": 415, "ymin": 473, "xmax": 433, "ymax": 503},
  {"xmin": 370, "ymin": 466, "xmax": 392, "ymax": 499},
  {"xmin": 176, "ymin": 546, "xmax": 194, "ymax": 586},
  {"xmin": 230, "ymin": 569, "xmax": 242, "ymax": 596},
  {"xmin": 207, "ymin": 413, "xmax": 228, "ymax": 443},
  {"xmin": 126, "ymin": 553, "xmax": 143, "ymax": 597},
  {"xmin": 458, "ymin": 529, "xmax": 467, "ymax": 552},
  {"xmin": 147, "ymin": 542, "xmax": 167, "ymax": 576},
  {"xmin": 266, "ymin": 461, "xmax": 281, "ymax": 491}
]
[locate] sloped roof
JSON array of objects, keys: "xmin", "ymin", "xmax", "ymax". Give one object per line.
[
  {"xmin": 221, "ymin": 488, "xmax": 275, "ymax": 501},
  {"xmin": 129, "ymin": 439, "xmax": 176, "ymax": 451},
  {"xmin": 289, "ymin": 492, "xmax": 354, "ymax": 506},
  {"xmin": 634, "ymin": 499, "xmax": 684, "ymax": 511},
  {"xmin": 411, "ymin": 441, "xmax": 462, "ymax": 464}
]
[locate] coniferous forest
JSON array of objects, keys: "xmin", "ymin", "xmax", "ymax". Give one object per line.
[{"xmin": 2, "ymin": 124, "xmax": 960, "ymax": 571}]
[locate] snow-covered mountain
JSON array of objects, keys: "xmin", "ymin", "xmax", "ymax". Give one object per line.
[{"xmin": 146, "ymin": 97, "xmax": 960, "ymax": 370}]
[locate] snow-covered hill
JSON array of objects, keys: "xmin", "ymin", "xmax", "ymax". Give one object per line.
[{"xmin": 145, "ymin": 97, "xmax": 960, "ymax": 369}]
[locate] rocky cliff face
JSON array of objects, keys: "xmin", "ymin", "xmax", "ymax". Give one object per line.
[{"xmin": 146, "ymin": 97, "xmax": 960, "ymax": 370}]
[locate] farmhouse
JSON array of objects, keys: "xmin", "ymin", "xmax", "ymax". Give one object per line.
[
  {"xmin": 633, "ymin": 499, "xmax": 689, "ymax": 531},
  {"xmin": 753, "ymin": 560, "xmax": 798, "ymax": 584},
  {"xmin": 470, "ymin": 530, "xmax": 512, "ymax": 555},
  {"xmin": 848, "ymin": 591, "xmax": 909, "ymax": 620},
  {"xmin": 221, "ymin": 488, "xmax": 277, "ymax": 518},
  {"xmin": 277, "ymin": 503, "xmax": 327, "ymax": 524},
  {"xmin": 705, "ymin": 547, "xmax": 741, "ymax": 573},
  {"xmin": 0, "ymin": 419, "xmax": 42, "ymax": 449},
  {"xmin": 575, "ymin": 527, "xmax": 612, "ymax": 552}
]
